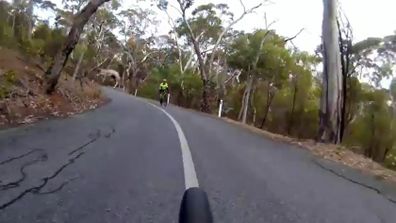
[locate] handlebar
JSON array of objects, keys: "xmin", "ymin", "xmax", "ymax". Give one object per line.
[{"xmin": 179, "ymin": 187, "xmax": 213, "ymax": 223}]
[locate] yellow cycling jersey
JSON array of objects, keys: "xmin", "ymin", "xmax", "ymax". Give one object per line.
[{"xmin": 159, "ymin": 82, "xmax": 168, "ymax": 90}]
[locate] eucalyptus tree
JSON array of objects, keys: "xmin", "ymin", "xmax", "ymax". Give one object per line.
[
  {"xmin": 159, "ymin": 0, "xmax": 265, "ymax": 112},
  {"xmin": 318, "ymin": 0, "xmax": 343, "ymax": 144},
  {"xmin": 45, "ymin": 0, "xmax": 111, "ymax": 93}
]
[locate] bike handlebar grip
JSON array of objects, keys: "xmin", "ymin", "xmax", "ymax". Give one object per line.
[{"xmin": 179, "ymin": 187, "xmax": 213, "ymax": 223}]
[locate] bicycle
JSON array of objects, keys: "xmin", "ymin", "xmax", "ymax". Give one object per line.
[{"xmin": 159, "ymin": 90, "xmax": 168, "ymax": 107}]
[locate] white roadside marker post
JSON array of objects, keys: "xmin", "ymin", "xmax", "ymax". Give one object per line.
[{"xmin": 218, "ymin": 99, "xmax": 223, "ymax": 117}]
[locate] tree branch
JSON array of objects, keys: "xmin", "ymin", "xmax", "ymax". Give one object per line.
[
  {"xmin": 169, "ymin": 3, "xmax": 183, "ymax": 16},
  {"xmin": 163, "ymin": 9, "xmax": 184, "ymax": 74},
  {"xmin": 176, "ymin": 0, "xmax": 196, "ymax": 40},
  {"xmin": 239, "ymin": 0, "xmax": 247, "ymax": 12},
  {"xmin": 284, "ymin": 28, "xmax": 305, "ymax": 43},
  {"xmin": 208, "ymin": 1, "xmax": 264, "ymax": 74},
  {"xmin": 140, "ymin": 51, "xmax": 154, "ymax": 63}
]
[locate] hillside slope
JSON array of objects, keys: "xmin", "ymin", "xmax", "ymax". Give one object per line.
[{"xmin": 0, "ymin": 47, "xmax": 104, "ymax": 128}]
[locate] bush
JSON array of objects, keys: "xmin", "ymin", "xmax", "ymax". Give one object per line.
[
  {"xmin": 25, "ymin": 39, "xmax": 45, "ymax": 57},
  {"xmin": 0, "ymin": 69, "xmax": 17, "ymax": 99},
  {"xmin": 17, "ymin": 24, "xmax": 66, "ymax": 60},
  {"xmin": 0, "ymin": 24, "xmax": 17, "ymax": 47},
  {"xmin": 139, "ymin": 64, "xmax": 203, "ymax": 109},
  {"xmin": 0, "ymin": 1, "xmax": 17, "ymax": 48}
]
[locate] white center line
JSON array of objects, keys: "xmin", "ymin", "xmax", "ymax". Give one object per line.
[{"xmin": 148, "ymin": 103, "xmax": 199, "ymax": 189}]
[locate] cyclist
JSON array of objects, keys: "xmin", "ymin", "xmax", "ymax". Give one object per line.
[{"xmin": 159, "ymin": 79, "xmax": 169, "ymax": 107}]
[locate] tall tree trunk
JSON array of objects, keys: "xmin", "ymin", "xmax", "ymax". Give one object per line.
[
  {"xmin": 260, "ymin": 82, "xmax": 275, "ymax": 129},
  {"xmin": 72, "ymin": 51, "xmax": 85, "ymax": 80},
  {"xmin": 366, "ymin": 113, "xmax": 376, "ymax": 158},
  {"xmin": 393, "ymin": 102, "xmax": 396, "ymax": 118},
  {"xmin": 238, "ymin": 88, "xmax": 248, "ymax": 120},
  {"xmin": 287, "ymin": 83, "xmax": 298, "ymax": 135},
  {"xmin": 318, "ymin": 0, "xmax": 343, "ymax": 144},
  {"xmin": 44, "ymin": 0, "xmax": 110, "ymax": 94},
  {"xmin": 216, "ymin": 60, "xmax": 226, "ymax": 102},
  {"xmin": 123, "ymin": 61, "xmax": 132, "ymax": 92},
  {"xmin": 127, "ymin": 70, "xmax": 135, "ymax": 94},
  {"xmin": 27, "ymin": 0, "xmax": 34, "ymax": 40},
  {"xmin": 177, "ymin": 0, "xmax": 211, "ymax": 113},
  {"xmin": 242, "ymin": 75, "xmax": 253, "ymax": 124},
  {"xmin": 337, "ymin": 19, "xmax": 352, "ymax": 143},
  {"xmin": 201, "ymin": 79, "xmax": 210, "ymax": 112},
  {"xmin": 191, "ymin": 40, "xmax": 210, "ymax": 112},
  {"xmin": 340, "ymin": 69, "xmax": 347, "ymax": 141},
  {"xmin": 260, "ymin": 101, "xmax": 271, "ymax": 129},
  {"xmin": 12, "ymin": 14, "xmax": 16, "ymax": 35},
  {"xmin": 251, "ymin": 87, "xmax": 257, "ymax": 125}
]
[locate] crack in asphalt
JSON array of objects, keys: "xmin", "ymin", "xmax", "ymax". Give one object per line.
[
  {"xmin": 0, "ymin": 151, "xmax": 85, "ymax": 210},
  {"xmin": 68, "ymin": 127, "xmax": 115, "ymax": 156},
  {"xmin": 312, "ymin": 159, "xmax": 396, "ymax": 205},
  {"xmin": 0, "ymin": 149, "xmax": 45, "ymax": 166},
  {"xmin": 68, "ymin": 129, "xmax": 102, "ymax": 156},
  {"xmin": 104, "ymin": 128, "xmax": 116, "ymax": 138},
  {"xmin": 0, "ymin": 127, "xmax": 117, "ymax": 210},
  {"xmin": 68, "ymin": 137, "xmax": 100, "ymax": 156},
  {"xmin": 37, "ymin": 176, "xmax": 79, "ymax": 195},
  {"xmin": 0, "ymin": 153, "xmax": 48, "ymax": 191}
]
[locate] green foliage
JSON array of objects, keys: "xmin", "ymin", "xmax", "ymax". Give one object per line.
[
  {"xmin": 351, "ymin": 37, "xmax": 396, "ymax": 86},
  {"xmin": 0, "ymin": 0, "xmax": 65, "ymax": 59},
  {"xmin": 390, "ymin": 78, "xmax": 396, "ymax": 101},
  {"xmin": 384, "ymin": 121, "xmax": 396, "ymax": 169},
  {"xmin": 0, "ymin": 23, "xmax": 17, "ymax": 47},
  {"xmin": 22, "ymin": 24, "xmax": 66, "ymax": 59},
  {"xmin": 140, "ymin": 63, "xmax": 203, "ymax": 109},
  {"xmin": 228, "ymin": 29, "xmax": 290, "ymax": 83},
  {"xmin": 344, "ymin": 88, "xmax": 394, "ymax": 162},
  {"xmin": 225, "ymin": 85, "xmax": 244, "ymax": 118},
  {"xmin": 4, "ymin": 69, "xmax": 17, "ymax": 83},
  {"xmin": 176, "ymin": 3, "xmax": 229, "ymax": 44},
  {"xmin": 0, "ymin": 70, "xmax": 17, "ymax": 99},
  {"xmin": 0, "ymin": 1, "xmax": 17, "ymax": 47}
]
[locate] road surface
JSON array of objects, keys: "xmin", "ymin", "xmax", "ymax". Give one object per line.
[{"xmin": 0, "ymin": 88, "xmax": 395, "ymax": 223}]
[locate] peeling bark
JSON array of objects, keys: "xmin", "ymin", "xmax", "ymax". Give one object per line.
[{"xmin": 318, "ymin": 0, "xmax": 343, "ymax": 144}]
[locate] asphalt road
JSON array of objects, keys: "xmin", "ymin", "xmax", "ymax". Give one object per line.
[{"xmin": 0, "ymin": 88, "xmax": 395, "ymax": 223}]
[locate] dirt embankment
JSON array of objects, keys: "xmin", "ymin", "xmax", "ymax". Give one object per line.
[
  {"xmin": 224, "ymin": 118, "xmax": 396, "ymax": 185},
  {"xmin": 0, "ymin": 48, "xmax": 105, "ymax": 128}
]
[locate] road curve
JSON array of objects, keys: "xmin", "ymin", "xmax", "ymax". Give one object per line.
[{"xmin": 0, "ymin": 88, "xmax": 395, "ymax": 223}]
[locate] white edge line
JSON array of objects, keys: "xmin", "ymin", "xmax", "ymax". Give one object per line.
[{"xmin": 145, "ymin": 102, "xmax": 199, "ymax": 189}]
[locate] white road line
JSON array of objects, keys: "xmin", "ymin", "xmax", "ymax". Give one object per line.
[{"xmin": 147, "ymin": 103, "xmax": 199, "ymax": 189}]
